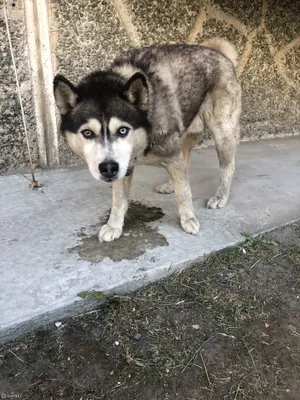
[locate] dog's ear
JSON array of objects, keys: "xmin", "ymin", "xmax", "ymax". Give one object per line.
[
  {"xmin": 124, "ymin": 72, "xmax": 148, "ymax": 112},
  {"xmin": 53, "ymin": 75, "xmax": 79, "ymax": 115}
]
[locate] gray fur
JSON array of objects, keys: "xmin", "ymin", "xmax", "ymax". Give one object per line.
[
  {"xmin": 111, "ymin": 43, "xmax": 240, "ymax": 154},
  {"xmin": 54, "ymin": 38, "xmax": 242, "ymax": 242}
]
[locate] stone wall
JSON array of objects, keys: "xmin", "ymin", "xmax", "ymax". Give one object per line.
[
  {"xmin": 0, "ymin": 0, "xmax": 299, "ymax": 170},
  {"xmin": 0, "ymin": 1, "xmax": 37, "ymax": 173},
  {"xmin": 50, "ymin": 0, "xmax": 300, "ymax": 165}
]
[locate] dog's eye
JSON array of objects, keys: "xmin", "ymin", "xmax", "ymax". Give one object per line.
[
  {"xmin": 117, "ymin": 127, "xmax": 130, "ymax": 137},
  {"xmin": 81, "ymin": 129, "xmax": 95, "ymax": 139}
]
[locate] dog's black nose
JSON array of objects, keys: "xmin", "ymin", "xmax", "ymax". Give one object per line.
[{"xmin": 99, "ymin": 161, "xmax": 119, "ymax": 179}]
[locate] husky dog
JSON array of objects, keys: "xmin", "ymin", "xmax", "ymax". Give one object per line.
[{"xmin": 54, "ymin": 38, "xmax": 241, "ymax": 242}]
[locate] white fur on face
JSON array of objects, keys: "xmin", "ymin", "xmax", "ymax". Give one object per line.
[
  {"xmin": 81, "ymin": 118, "xmax": 102, "ymax": 135},
  {"xmin": 111, "ymin": 140, "xmax": 132, "ymax": 179},
  {"xmin": 107, "ymin": 117, "xmax": 133, "ymax": 179},
  {"xmin": 107, "ymin": 117, "xmax": 132, "ymax": 134},
  {"xmin": 84, "ymin": 141, "xmax": 107, "ymax": 180},
  {"xmin": 66, "ymin": 117, "xmax": 148, "ymax": 181},
  {"xmin": 66, "ymin": 118, "xmax": 105, "ymax": 180},
  {"xmin": 66, "ymin": 132, "xmax": 108, "ymax": 180},
  {"xmin": 107, "ymin": 117, "xmax": 148, "ymax": 179}
]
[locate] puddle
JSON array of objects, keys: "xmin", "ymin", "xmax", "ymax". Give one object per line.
[{"xmin": 69, "ymin": 201, "xmax": 168, "ymax": 262}]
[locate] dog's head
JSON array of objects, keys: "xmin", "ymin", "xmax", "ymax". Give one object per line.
[{"xmin": 53, "ymin": 71, "xmax": 150, "ymax": 182}]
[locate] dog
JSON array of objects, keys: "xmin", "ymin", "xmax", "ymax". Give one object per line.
[{"xmin": 53, "ymin": 38, "xmax": 241, "ymax": 242}]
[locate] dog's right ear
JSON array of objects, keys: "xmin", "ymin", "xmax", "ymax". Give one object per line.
[
  {"xmin": 53, "ymin": 75, "xmax": 79, "ymax": 115},
  {"xmin": 124, "ymin": 72, "xmax": 148, "ymax": 112}
]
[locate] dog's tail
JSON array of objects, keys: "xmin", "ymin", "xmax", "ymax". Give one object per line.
[{"xmin": 202, "ymin": 38, "xmax": 238, "ymax": 68}]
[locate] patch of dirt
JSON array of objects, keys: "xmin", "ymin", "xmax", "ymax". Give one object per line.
[
  {"xmin": 69, "ymin": 201, "xmax": 168, "ymax": 262},
  {"xmin": 1, "ymin": 223, "xmax": 300, "ymax": 400}
]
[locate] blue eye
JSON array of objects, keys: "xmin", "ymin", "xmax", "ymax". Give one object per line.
[{"xmin": 117, "ymin": 127, "xmax": 130, "ymax": 137}]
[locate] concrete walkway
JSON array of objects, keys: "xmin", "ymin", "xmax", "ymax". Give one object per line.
[{"xmin": 1, "ymin": 137, "xmax": 299, "ymax": 342}]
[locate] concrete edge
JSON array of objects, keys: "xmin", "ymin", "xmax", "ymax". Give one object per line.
[
  {"xmin": 1, "ymin": 213, "xmax": 299, "ymax": 346},
  {"xmin": 0, "ymin": 254, "xmax": 208, "ymax": 345}
]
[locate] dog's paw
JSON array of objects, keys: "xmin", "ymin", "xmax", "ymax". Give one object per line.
[
  {"xmin": 181, "ymin": 217, "xmax": 200, "ymax": 235},
  {"xmin": 98, "ymin": 224, "xmax": 122, "ymax": 243},
  {"xmin": 156, "ymin": 181, "xmax": 174, "ymax": 194},
  {"xmin": 207, "ymin": 195, "xmax": 228, "ymax": 209}
]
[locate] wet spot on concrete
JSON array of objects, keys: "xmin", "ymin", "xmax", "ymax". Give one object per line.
[{"xmin": 69, "ymin": 201, "xmax": 168, "ymax": 262}]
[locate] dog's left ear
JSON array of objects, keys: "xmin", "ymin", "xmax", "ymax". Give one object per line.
[
  {"xmin": 53, "ymin": 75, "xmax": 79, "ymax": 115},
  {"xmin": 124, "ymin": 72, "xmax": 148, "ymax": 112}
]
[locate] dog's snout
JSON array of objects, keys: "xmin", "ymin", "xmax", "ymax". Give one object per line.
[{"xmin": 99, "ymin": 161, "xmax": 119, "ymax": 179}]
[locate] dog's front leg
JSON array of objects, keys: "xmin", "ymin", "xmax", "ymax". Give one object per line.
[
  {"xmin": 99, "ymin": 174, "xmax": 133, "ymax": 243},
  {"xmin": 165, "ymin": 153, "xmax": 200, "ymax": 235}
]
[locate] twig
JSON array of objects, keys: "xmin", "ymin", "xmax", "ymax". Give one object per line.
[
  {"xmin": 7, "ymin": 349, "xmax": 28, "ymax": 365},
  {"xmin": 200, "ymin": 352, "xmax": 212, "ymax": 387},
  {"xmin": 217, "ymin": 332, "xmax": 236, "ymax": 339},
  {"xmin": 234, "ymin": 381, "xmax": 242, "ymax": 400},
  {"xmin": 271, "ymin": 252, "xmax": 283, "ymax": 260},
  {"xmin": 181, "ymin": 336, "xmax": 212, "ymax": 373},
  {"xmin": 290, "ymin": 328, "xmax": 300, "ymax": 337},
  {"xmin": 243, "ymin": 340, "xmax": 259, "ymax": 376},
  {"xmin": 249, "ymin": 259, "xmax": 260, "ymax": 270},
  {"xmin": 163, "ymin": 284, "xmax": 172, "ymax": 295}
]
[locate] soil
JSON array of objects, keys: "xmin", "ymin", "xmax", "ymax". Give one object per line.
[{"xmin": 0, "ymin": 222, "xmax": 300, "ymax": 400}]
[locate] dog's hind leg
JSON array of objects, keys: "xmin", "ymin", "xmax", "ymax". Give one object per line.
[
  {"xmin": 99, "ymin": 173, "xmax": 133, "ymax": 242},
  {"xmin": 164, "ymin": 152, "xmax": 200, "ymax": 235},
  {"xmin": 156, "ymin": 134, "xmax": 198, "ymax": 194},
  {"xmin": 203, "ymin": 84, "xmax": 241, "ymax": 209}
]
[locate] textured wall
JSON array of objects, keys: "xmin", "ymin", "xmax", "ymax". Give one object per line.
[
  {"xmin": 1, "ymin": 0, "xmax": 299, "ymax": 170},
  {"xmin": 50, "ymin": 0, "xmax": 300, "ymax": 165},
  {"xmin": 0, "ymin": 2, "xmax": 37, "ymax": 173},
  {"xmin": 130, "ymin": 0, "xmax": 300, "ymax": 142}
]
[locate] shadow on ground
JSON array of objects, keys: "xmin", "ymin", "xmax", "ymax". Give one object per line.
[{"xmin": 1, "ymin": 222, "xmax": 299, "ymax": 400}]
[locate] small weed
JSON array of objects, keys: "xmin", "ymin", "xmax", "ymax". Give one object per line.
[
  {"xmin": 77, "ymin": 290, "xmax": 107, "ymax": 299},
  {"xmin": 240, "ymin": 233, "xmax": 278, "ymax": 252},
  {"xmin": 231, "ymin": 300, "xmax": 254, "ymax": 318}
]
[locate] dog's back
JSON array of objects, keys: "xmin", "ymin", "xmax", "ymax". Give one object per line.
[{"xmin": 111, "ymin": 42, "xmax": 239, "ymax": 137}]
